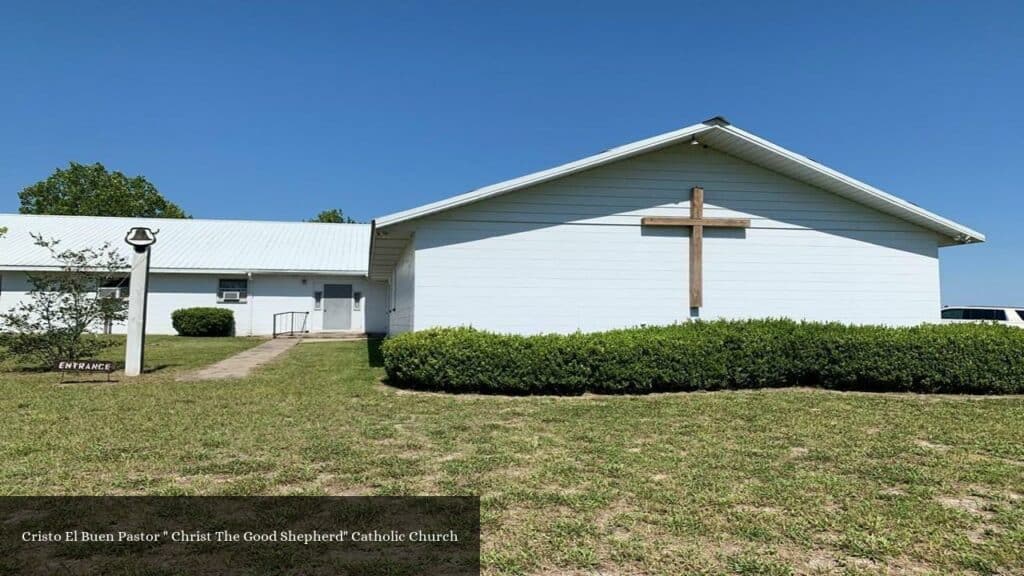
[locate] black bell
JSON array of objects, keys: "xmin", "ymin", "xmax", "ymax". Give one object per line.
[{"xmin": 124, "ymin": 227, "xmax": 157, "ymax": 249}]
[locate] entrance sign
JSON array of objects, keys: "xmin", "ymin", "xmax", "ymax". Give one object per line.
[
  {"xmin": 641, "ymin": 186, "xmax": 750, "ymax": 310},
  {"xmin": 55, "ymin": 360, "xmax": 116, "ymax": 383},
  {"xmin": 124, "ymin": 227, "xmax": 157, "ymax": 377},
  {"xmin": 56, "ymin": 360, "xmax": 115, "ymax": 372}
]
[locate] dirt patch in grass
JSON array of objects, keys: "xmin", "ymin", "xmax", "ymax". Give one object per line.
[
  {"xmin": 879, "ymin": 486, "xmax": 907, "ymax": 497},
  {"xmin": 936, "ymin": 495, "xmax": 993, "ymax": 518},
  {"xmin": 323, "ymin": 484, "xmax": 374, "ymax": 497},
  {"xmin": 914, "ymin": 439, "xmax": 951, "ymax": 451},
  {"xmin": 788, "ymin": 446, "xmax": 810, "ymax": 458},
  {"xmin": 733, "ymin": 504, "xmax": 782, "ymax": 515}
]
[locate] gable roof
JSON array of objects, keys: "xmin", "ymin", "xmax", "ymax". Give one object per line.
[
  {"xmin": 373, "ymin": 117, "xmax": 985, "ymax": 245},
  {"xmin": 0, "ymin": 214, "xmax": 370, "ymax": 274}
]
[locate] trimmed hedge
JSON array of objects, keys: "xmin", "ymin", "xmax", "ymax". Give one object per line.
[
  {"xmin": 381, "ymin": 320, "xmax": 1024, "ymax": 395},
  {"xmin": 171, "ymin": 307, "xmax": 235, "ymax": 337}
]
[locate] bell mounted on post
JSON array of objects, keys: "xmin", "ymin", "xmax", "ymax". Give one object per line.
[
  {"xmin": 124, "ymin": 227, "xmax": 158, "ymax": 252},
  {"xmin": 123, "ymin": 226, "xmax": 158, "ymax": 377}
]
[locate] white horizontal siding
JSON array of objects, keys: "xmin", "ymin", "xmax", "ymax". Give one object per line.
[
  {"xmin": 243, "ymin": 275, "xmax": 386, "ymax": 335},
  {"xmin": 411, "ymin": 143, "xmax": 941, "ymax": 334},
  {"xmin": 0, "ymin": 271, "xmax": 388, "ymax": 336},
  {"xmin": 388, "ymin": 243, "xmax": 415, "ymax": 334},
  {"xmin": 416, "ymin": 222, "xmax": 685, "ymax": 333}
]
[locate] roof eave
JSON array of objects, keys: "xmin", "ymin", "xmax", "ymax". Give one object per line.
[
  {"xmin": 0, "ymin": 266, "xmax": 369, "ymax": 276},
  {"xmin": 374, "ymin": 121, "xmax": 714, "ymax": 228},
  {"xmin": 714, "ymin": 124, "xmax": 986, "ymax": 244}
]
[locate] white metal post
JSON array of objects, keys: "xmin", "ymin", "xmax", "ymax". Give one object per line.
[{"xmin": 124, "ymin": 246, "xmax": 151, "ymax": 377}]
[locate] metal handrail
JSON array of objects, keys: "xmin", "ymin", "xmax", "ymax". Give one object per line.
[{"xmin": 272, "ymin": 312, "xmax": 309, "ymax": 339}]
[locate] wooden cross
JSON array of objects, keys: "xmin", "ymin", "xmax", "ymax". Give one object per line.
[{"xmin": 641, "ymin": 186, "xmax": 750, "ymax": 309}]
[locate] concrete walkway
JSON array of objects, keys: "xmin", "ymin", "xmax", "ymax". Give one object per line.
[{"xmin": 181, "ymin": 338, "xmax": 299, "ymax": 381}]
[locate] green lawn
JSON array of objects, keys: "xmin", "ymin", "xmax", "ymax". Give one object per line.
[{"xmin": 1, "ymin": 338, "xmax": 1022, "ymax": 575}]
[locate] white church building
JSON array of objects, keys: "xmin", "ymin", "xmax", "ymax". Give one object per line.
[
  {"xmin": 369, "ymin": 117, "xmax": 984, "ymax": 334},
  {"xmin": 0, "ymin": 117, "xmax": 984, "ymax": 336},
  {"xmin": 0, "ymin": 215, "xmax": 387, "ymax": 336}
]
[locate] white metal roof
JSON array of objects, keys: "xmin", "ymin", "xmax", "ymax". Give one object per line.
[
  {"xmin": 0, "ymin": 214, "xmax": 370, "ymax": 274},
  {"xmin": 373, "ymin": 117, "xmax": 985, "ymax": 244}
]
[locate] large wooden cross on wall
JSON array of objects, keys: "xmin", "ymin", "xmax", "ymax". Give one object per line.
[{"xmin": 641, "ymin": 186, "xmax": 750, "ymax": 309}]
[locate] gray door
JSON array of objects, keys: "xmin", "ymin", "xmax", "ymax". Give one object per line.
[{"xmin": 323, "ymin": 284, "xmax": 353, "ymax": 330}]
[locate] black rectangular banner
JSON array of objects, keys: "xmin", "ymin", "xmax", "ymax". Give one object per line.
[
  {"xmin": 0, "ymin": 496, "xmax": 480, "ymax": 575},
  {"xmin": 53, "ymin": 360, "xmax": 115, "ymax": 373}
]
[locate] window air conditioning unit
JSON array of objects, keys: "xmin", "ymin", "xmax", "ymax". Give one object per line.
[
  {"xmin": 97, "ymin": 287, "xmax": 122, "ymax": 299},
  {"xmin": 222, "ymin": 291, "xmax": 242, "ymax": 302}
]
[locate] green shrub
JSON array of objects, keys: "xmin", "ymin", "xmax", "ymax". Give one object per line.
[
  {"xmin": 171, "ymin": 307, "xmax": 235, "ymax": 337},
  {"xmin": 381, "ymin": 320, "xmax": 1024, "ymax": 395}
]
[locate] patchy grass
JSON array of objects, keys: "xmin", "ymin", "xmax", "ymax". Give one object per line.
[{"xmin": 1, "ymin": 339, "xmax": 1022, "ymax": 575}]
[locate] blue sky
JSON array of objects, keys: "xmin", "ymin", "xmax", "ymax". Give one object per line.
[{"xmin": 1, "ymin": 1, "xmax": 1020, "ymax": 305}]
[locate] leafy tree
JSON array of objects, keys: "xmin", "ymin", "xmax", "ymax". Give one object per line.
[
  {"xmin": 19, "ymin": 162, "xmax": 188, "ymax": 218},
  {"xmin": 0, "ymin": 235, "xmax": 128, "ymax": 367},
  {"xmin": 309, "ymin": 208, "xmax": 359, "ymax": 223}
]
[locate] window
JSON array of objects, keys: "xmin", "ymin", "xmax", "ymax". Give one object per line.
[
  {"xmin": 941, "ymin": 308, "xmax": 964, "ymax": 320},
  {"xmin": 962, "ymin": 308, "xmax": 1006, "ymax": 321},
  {"xmin": 1017, "ymin": 310, "xmax": 1024, "ymax": 321},
  {"xmin": 218, "ymin": 278, "xmax": 248, "ymax": 303}
]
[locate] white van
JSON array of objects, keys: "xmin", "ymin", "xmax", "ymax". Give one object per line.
[{"xmin": 940, "ymin": 306, "xmax": 1024, "ymax": 327}]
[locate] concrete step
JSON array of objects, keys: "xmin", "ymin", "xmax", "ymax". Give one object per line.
[{"xmin": 278, "ymin": 331, "xmax": 380, "ymax": 341}]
